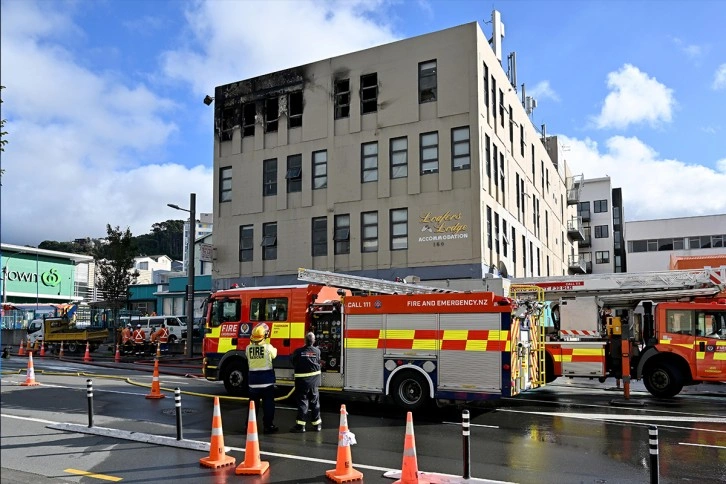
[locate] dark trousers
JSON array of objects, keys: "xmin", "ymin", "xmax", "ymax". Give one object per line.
[
  {"xmin": 249, "ymin": 385, "xmax": 276, "ymax": 429},
  {"xmin": 294, "ymin": 376, "xmax": 321, "ymax": 426}
]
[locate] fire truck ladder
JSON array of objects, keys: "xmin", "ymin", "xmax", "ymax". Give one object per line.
[
  {"xmin": 297, "ymin": 268, "xmax": 463, "ymax": 295},
  {"xmin": 509, "ymin": 285, "xmax": 547, "ymax": 387}
]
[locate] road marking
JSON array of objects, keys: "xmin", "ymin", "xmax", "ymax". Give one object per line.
[
  {"xmin": 443, "ymin": 421, "xmax": 499, "ymax": 429},
  {"xmin": 2, "ymin": 414, "xmax": 57, "ymax": 425},
  {"xmin": 64, "ymin": 468, "xmax": 122, "ymax": 482},
  {"xmin": 679, "ymin": 442, "xmax": 726, "ymax": 449},
  {"xmin": 499, "ymin": 409, "xmax": 726, "ymax": 424}
]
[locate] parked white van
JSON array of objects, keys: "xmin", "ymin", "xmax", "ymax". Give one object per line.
[{"xmin": 131, "ymin": 315, "xmax": 187, "ymax": 344}]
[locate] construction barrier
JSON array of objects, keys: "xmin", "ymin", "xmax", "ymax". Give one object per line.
[
  {"xmin": 199, "ymin": 396, "xmax": 236, "ymax": 468},
  {"xmin": 235, "ymin": 400, "xmax": 269, "ymax": 475},
  {"xmin": 326, "ymin": 404, "xmax": 363, "ymax": 483}
]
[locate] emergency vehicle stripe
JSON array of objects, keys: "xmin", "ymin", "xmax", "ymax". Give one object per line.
[
  {"xmin": 345, "ymin": 329, "xmax": 512, "ymax": 351},
  {"xmin": 290, "ymin": 322, "xmax": 306, "ymax": 338},
  {"xmin": 658, "ymin": 340, "xmax": 693, "ymax": 349}
]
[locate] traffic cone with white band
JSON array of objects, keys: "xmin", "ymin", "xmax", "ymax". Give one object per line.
[
  {"xmin": 326, "ymin": 404, "xmax": 363, "ymax": 482},
  {"xmin": 200, "ymin": 397, "xmax": 235, "ymax": 468},
  {"xmin": 235, "ymin": 400, "xmax": 269, "ymax": 475}
]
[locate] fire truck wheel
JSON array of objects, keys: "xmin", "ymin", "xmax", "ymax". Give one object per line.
[
  {"xmin": 391, "ymin": 371, "xmax": 430, "ymax": 410},
  {"xmin": 643, "ymin": 362, "xmax": 683, "ymax": 398},
  {"xmin": 222, "ymin": 362, "xmax": 249, "ymax": 397}
]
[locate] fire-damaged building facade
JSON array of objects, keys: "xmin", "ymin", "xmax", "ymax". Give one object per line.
[{"xmin": 210, "ymin": 19, "xmax": 582, "ymax": 289}]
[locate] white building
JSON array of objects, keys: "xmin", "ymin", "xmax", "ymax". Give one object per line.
[
  {"xmin": 209, "ymin": 17, "xmax": 582, "ymax": 289},
  {"xmin": 182, "ymin": 212, "xmax": 213, "ymax": 273},
  {"xmin": 576, "ymin": 177, "xmax": 626, "ymax": 274},
  {"xmin": 625, "ymin": 214, "xmax": 726, "ymax": 272},
  {"xmin": 133, "ymin": 255, "xmax": 173, "ymax": 284}
]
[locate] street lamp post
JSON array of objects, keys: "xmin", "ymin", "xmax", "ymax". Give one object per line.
[{"xmin": 168, "ymin": 193, "xmax": 196, "ymax": 358}]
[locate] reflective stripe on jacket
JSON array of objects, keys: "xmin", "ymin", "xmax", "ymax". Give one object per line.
[
  {"xmin": 121, "ymin": 328, "xmax": 132, "ymax": 343},
  {"xmin": 246, "ymin": 342, "xmax": 277, "ymax": 388},
  {"xmin": 292, "ymin": 345, "xmax": 321, "ymax": 379},
  {"xmin": 159, "ymin": 327, "xmax": 169, "ymax": 343},
  {"xmin": 133, "ymin": 329, "xmax": 145, "ymax": 344}
]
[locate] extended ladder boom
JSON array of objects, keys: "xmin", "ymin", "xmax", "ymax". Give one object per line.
[{"xmin": 297, "ymin": 268, "xmax": 462, "ymax": 295}]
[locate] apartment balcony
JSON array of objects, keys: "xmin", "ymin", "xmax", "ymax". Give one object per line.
[
  {"xmin": 566, "ymin": 174, "xmax": 584, "ymax": 205},
  {"xmin": 579, "ymin": 235, "xmax": 591, "ymax": 248},
  {"xmin": 568, "ymin": 254, "xmax": 587, "ymax": 274},
  {"xmin": 567, "ymin": 217, "xmax": 585, "ymax": 242}
]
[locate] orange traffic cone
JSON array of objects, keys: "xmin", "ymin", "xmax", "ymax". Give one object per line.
[
  {"xmin": 114, "ymin": 344, "xmax": 121, "ymax": 363},
  {"xmin": 393, "ymin": 412, "xmax": 429, "ymax": 484},
  {"xmin": 326, "ymin": 404, "xmax": 363, "ymax": 483},
  {"xmin": 83, "ymin": 341, "xmax": 92, "ymax": 362},
  {"xmin": 39, "ymin": 342, "xmax": 46, "ymax": 357},
  {"xmin": 200, "ymin": 396, "xmax": 236, "ymax": 468},
  {"xmin": 145, "ymin": 359, "xmax": 166, "ymax": 399},
  {"xmin": 235, "ymin": 400, "xmax": 269, "ymax": 475},
  {"xmin": 59, "ymin": 341, "xmax": 64, "ymax": 358},
  {"xmin": 155, "ymin": 341, "xmax": 161, "ymax": 359},
  {"xmin": 18, "ymin": 339, "xmax": 26, "ymax": 357},
  {"xmin": 21, "ymin": 352, "xmax": 40, "ymax": 386},
  {"xmin": 27, "ymin": 339, "xmax": 32, "ymax": 351}
]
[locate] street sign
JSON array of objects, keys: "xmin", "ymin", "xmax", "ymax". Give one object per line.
[{"xmin": 200, "ymin": 243, "xmax": 213, "ymax": 262}]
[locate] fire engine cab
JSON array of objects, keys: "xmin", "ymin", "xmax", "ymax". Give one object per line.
[{"xmin": 202, "ymin": 269, "xmax": 546, "ymax": 409}]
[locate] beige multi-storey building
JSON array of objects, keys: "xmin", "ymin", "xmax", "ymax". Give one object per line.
[{"xmin": 210, "ymin": 20, "xmax": 582, "ymax": 290}]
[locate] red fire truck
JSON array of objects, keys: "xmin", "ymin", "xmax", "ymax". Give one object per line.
[
  {"xmin": 202, "ymin": 270, "xmax": 545, "ymax": 409},
  {"xmin": 509, "ymin": 267, "xmax": 726, "ymax": 397}
]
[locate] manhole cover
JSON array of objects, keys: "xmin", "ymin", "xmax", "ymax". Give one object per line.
[{"xmin": 161, "ymin": 408, "xmax": 197, "ymax": 415}]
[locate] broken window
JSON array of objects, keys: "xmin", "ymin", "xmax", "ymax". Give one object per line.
[
  {"xmin": 264, "ymin": 97, "xmax": 279, "ymax": 133},
  {"xmin": 419, "ymin": 60, "xmax": 437, "ymax": 103},
  {"xmin": 221, "ymin": 106, "xmax": 235, "ymax": 141},
  {"xmin": 242, "ymin": 102, "xmax": 256, "ymax": 137},
  {"xmin": 360, "ymin": 73, "xmax": 378, "ymax": 114},
  {"xmin": 334, "ymin": 79, "xmax": 350, "ymax": 119},
  {"xmin": 288, "ymin": 91, "xmax": 303, "ymax": 128},
  {"xmin": 286, "ymin": 154, "xmax": 302, "ymax": 193}
]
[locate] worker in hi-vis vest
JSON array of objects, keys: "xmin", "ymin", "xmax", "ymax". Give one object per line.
[{"xmin": 246, "ymin": 323, "xmax": 278, "ymax": 434}]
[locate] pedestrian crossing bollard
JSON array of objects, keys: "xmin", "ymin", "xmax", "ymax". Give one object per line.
[
  {"xmin": 462, "ymin": 410, "xmax": 471, "ymax": 479},
  {"xmin": 175, "ymin": 388, "xmax": 183, "ymax": 441},
  {"xmin": 87, "ymin": 379, "xmax": 94, "ymax": 428},
  {"xmin": 649, "ymin": 425, "xmax": 659, "ymax": 484}
]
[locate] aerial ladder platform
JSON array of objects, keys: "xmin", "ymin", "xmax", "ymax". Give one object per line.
[
  {"xmin": 510, "ymin": 266, "xmax": 726, "ymax": 305},
  {"xmin": 297, "ymin": 267, "xmax": 462, "ymax": 295}
]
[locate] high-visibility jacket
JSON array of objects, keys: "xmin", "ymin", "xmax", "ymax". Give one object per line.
[
  {"xmin": 121, "ymin": 328, "xmax": 132, "ymax": 344},
  {"xmin": 159, "ymin": 327, "xmax": 169, "ymax": 344},
  {"xmin": 246, "ymin": 342, "xmax": 277, "ymax": 388},
  {"xmin": 133, "ymin": 329, "xmax": 145, "ymax": 344}
]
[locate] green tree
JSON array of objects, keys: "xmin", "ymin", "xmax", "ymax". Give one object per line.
[{"xmin": 94, "ymin": 225, "xmax": 139, "ymax": 327}]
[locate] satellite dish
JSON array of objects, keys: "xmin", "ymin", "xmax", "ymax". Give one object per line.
[{"xmin": 498, "ymin": 261, "xmax": 509, "ymax": 279}]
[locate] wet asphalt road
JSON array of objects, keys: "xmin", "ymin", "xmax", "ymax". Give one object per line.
[{"xmin": 1, "ymin": 353, "xmax": 725, "ymax": 483}]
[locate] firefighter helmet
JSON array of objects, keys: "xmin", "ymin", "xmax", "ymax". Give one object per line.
[{"xmin": 250, "ymin": 323, "xmax": 269, "ymax": 343}]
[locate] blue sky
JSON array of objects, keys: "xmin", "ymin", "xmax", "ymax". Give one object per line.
[{"xmin": 1, "ymin": 0, "xmax": 725, "ymax": 246}]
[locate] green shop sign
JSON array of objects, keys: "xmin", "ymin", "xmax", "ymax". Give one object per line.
[{"xmin": 3, "ymin": 256, "xmax": 74, "ymax": 298}]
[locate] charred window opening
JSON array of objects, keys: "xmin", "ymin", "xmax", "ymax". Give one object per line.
[
  {"xmin": 286, "ymin": 154, "xmax": 302, "ymax": 193},
  {"xmin": 220, "ymin": 107, "xmax": 235, "ymax": 141},
  {"xmin": 360, "ymin": 73, "xmax": 378, "ymax": 114},
  {"xmin": 242, "ymin": 102, "xmax": 256, "ymax": 137},
  {"xmin": 334, "ymin": 79, "xmax": 350, "ymax": 119},
  {"xmin": 264, "ymin": 97, "xmax": 279, "ymax": 133},
  {"xmin": 419, "ymin": 60, "xmax": 437, "ymax": 103},
  {"xmin": 288, "ymin": 91, "xmax": 303, "ymax": 128}
]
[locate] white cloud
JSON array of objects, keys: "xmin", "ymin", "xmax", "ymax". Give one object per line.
[
  {"xmin": 0, "ymin": 1, "xmax": 212, "ymax": 245},
  {"xmin": 527, "ymin": 80, "xmax": 560, "ymax": 102},
  {"xmin": 160, "ymin": 0, "xmax": 399, "ymax": 95},
  {"xmin": 672, "ymin": 37, "xmax": 705, "ymax": 61},
  {"xmin": 559, "ymin": 135, "xmax": 726, "ymax": 221},
  {"xmin": 593, "ymin": 64, "xmax": 675, "ymax": 130},
  {"xmin": 713, "ymin": 63, "xmax": 726, "ymax": 90}
]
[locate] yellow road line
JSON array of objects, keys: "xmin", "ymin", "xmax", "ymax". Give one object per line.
[{"xmin": 64, "ymin": 468, "xmax": 123, "ymax": 482}]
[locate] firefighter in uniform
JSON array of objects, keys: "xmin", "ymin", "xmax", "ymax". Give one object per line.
[
  {"xmin": 132, "ymin": 324, "xmax": 146, "ymax": 355},
  {"xmin": 290, "ymin": 332, "xmax": 322, "ymax": 433},
  {"xmin": 246, "ymin": 323, "xmax": 278, "ymax": 434},
  {"xmin": 121, "ymin": 324, "xmax": 133, "ymax": 355}
]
